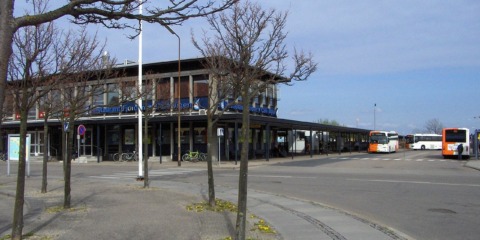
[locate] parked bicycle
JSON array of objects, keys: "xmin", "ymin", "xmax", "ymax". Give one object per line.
[
  {"xmin": 122, "ymin": 151, "xmax": 138, "ymax": 162},
  {"xmin": 112, "ymin": 153, "xmax": 121, "ymax": 162},
  {"xmin": 182, "ymin": 150, "xmax": 206, "ymax": 162},
  {"xmin": 112, "ymin": 151, "xmax": 138, "ymax": 162}
]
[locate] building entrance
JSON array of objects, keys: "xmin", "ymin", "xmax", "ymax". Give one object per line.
[{"xmin": 78, "ymin": 128, "xmax": 93, "ymax": 156}]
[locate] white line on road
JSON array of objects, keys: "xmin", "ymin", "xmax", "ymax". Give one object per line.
[
  {"xmin": 347, "ymin": 178, "xmax": 480, "ymax": 187},
  {"xmin": 220, "ymin": 174, "xmax": 316, "ymax": 179}
]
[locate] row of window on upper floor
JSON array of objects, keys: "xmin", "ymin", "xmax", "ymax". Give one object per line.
[{"xmin": 3, "ymin": 76, "xmax": 279, "ymax": 121}]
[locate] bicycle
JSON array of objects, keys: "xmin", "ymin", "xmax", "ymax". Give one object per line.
[
  {"xmin": 112, "ymin": 153, "xmax": 121, "ymax": 162},
  {"xmin": 0, "ymin": 152, "xmax": 6, "ymax": 161},
  {"xmin": 182, "ymin": 150, "xmax": 206, "ymax": 162},
  {"xmin": 121, "ymin": 151, "xmax": 138, "ymax": 162}
]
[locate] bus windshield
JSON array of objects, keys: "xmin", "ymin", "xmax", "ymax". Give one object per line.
[{"xmin": 370, "ymin": 135, "xmax": 388, "ymax": 144}]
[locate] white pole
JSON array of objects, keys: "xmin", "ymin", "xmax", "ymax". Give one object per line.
[{"xmin": 137, "ymin": 1, "xmax": 143, "ymax": 178}]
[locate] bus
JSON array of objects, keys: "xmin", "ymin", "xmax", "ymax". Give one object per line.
[
  {"xmin": 442, "ymin": 128, "xmax": 470, "ymax": 159},
  {"xmin": 405, "ymin": 133, "xmax": 442, "ymax": 150},
  {"xmin": 368, "ymin": 131, "xmax": 399, "ymax": 153}
]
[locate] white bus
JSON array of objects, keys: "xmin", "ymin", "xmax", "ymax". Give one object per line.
[
  {"xmin": 368, "ymin": 130, "xmax": 399, "ymax": 153},
  {"xmin": 405, "ymin": 133, "xmax": 442, "ymax": 150}
]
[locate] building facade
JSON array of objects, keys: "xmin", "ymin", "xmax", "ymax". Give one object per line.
[{"xmin": 1, "ymin": 58, "xmax": 369, "ymax": 162}]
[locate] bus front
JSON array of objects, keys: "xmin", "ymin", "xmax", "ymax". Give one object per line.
[
  {"xmin": 405, "ymin": 135, "xmax": 414, "ymax": 149},
  {"xmin": 369, "ymin": 131, "xmax": 389, "ymax": 153}
]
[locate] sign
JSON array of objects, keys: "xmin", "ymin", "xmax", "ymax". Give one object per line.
[
  {"xmin": 64, "ymin": 122, "xmax": 69, "ymax": 132},
  {"xmin": 217, "ymin": 128, "xmax": 224, "ymax": 137},
  {"xmin": 7, "ymin": 134, "xmax": 31, "ymax": 161},
  {"xmin": 78, "ymin": 124, "xmax": 86, "ymax": 136}
]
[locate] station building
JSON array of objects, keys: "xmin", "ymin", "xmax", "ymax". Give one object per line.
[{"xmin": 1, "ymin": 58, "xmax": 370, "ymax": 162}]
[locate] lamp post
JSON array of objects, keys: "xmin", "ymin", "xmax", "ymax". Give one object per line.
[
  {"xmin": 373, "ymin": 103, "xmax": 376, "ymax": 130},
  {"xmin": 166, "ymin": 26, "xmax": 181, "ymax": 167},
  {"xmin": 137, "ymin": 0, "xmax": 144, "ymax": 179}
]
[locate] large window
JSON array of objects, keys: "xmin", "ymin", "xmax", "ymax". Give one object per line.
[
  {"xmin": 107, "ymin": 83, "xmax": 119, "ymax": 105},
  {"xmin": 174, "ymin": 77, "xmax": 190, "ymax": 99},
  {"xmin": 193, "ymin": 79, "xmax": 208, "ymax": 98},
  {"xmin": 266, "ymin": 84, "xmax": 274, "ymax": 106},
  {"xmin": 121, "ymin": 81, "xmax": 136, "ymax": 102},
  {"xmin": 92, "ymin": 85, "xmax": 104, "ymax": 107},
  {"xmin": 3, "ymin": 94, "xmax": 14, "ymax": 120},
  {"xmin": 144, "ymin": 80, "xmax": 154, "ymax": 101},
  {"xmin": 156, "ymin": 78, "xmax": 170, "ymax": 100}
]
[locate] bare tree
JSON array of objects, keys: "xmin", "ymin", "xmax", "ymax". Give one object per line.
[
  {"xmin": 8, "ymin": 18, "xmax": 113, "ymax": 239},
  {"xmin": 55, "ymin": 35, "xmax": 114, "ymax": 210},
  {"xmin": 425, "ymin": 118, "xmax": 444, "ymax": 134},
  {"xmin": 7, "ymin": 18, "xmax": 61, "ymax": 240},
  {"xmin": 193, "ymin": 1, "xmax": 317, "ymax": 239},
  {"xmin": 0, "ymin": 0, "xmax": 237, "ymax": 130}
]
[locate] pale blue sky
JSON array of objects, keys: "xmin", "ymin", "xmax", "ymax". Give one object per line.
[{"xmin": 14, "ymin": 1, "xmax": 480, "ymax": 135}]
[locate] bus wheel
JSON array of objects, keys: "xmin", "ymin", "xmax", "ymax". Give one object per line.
[{"xmin": 421, "ymin": 145, "xmax": 425, "ymax": 150}]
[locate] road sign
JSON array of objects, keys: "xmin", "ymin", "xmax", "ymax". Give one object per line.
[
  {"xmin": 64, "ymin": 122, "xmax": 69, "ymax": 132},
  {"xmin": 78, "ymin": 124, "xmax": 86, "ymax": 136},
  {"xmin": 217, "ymin": 128, "xmax": 224, "ymax": 137}
]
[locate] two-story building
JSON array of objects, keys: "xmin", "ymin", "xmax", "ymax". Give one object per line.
[{"xmin": 1, "ymin": 57, "xmax": 370, "ymax": 162}]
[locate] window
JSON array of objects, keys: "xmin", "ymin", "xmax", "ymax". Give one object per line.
[
  {"xmin": 445, "ymin": 130, "xmax": 467, "ymax": 142},
  {"xmin": 156, "ymin": 78, "xmax": 170, "ymax": 100},
  {"xmin": 174, "ymin": 77, "xmax": 189, "ymax": 99},
  {"xmin": 193, "ymin": 79, "xmax": 208, "ymax": 98},
  {"xmin": 121, "ymin": 81, "xmax": 136, "ymax": 102},
  {"xmin": 144, "ymin": 80, "xmax": 154, "ymax": 101},
  {"xmin": 107, "ymin": 84, "xmax": 119, "ymax": 105},
  {"xmin": 92, "ymin": 85, "xmax": 104, "ymax": 107}
]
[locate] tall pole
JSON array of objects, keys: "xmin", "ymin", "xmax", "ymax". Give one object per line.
[
  {"xmin": 177, "ymin": 36, "xmax": 181, "ymax": 167},
  {"xmin": 137, "ymin": 0, "xmax": 143, "ymax": 178},
  {"xmin": 165, "ymin": 26, "xmax": 181, "ymax": 166},
  {"xmin": 374, "ymin": 103, "xmax": 376, "ymax": 130}
]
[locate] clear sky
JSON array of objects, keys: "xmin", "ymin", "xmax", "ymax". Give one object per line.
[{"xmin": 15, "ymin": 1, "xmax": 480, "ymax": 135}]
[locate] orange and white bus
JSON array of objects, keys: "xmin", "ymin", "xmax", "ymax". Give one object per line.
[
  {"xmin": 368, "ymin": 131, "xmax": 399, "ymax": 153},
  {"xmin": 405, "ymin": 133, "xmax": 442, "ymax": 150},
  {"xmin": 442, "ymin": 128, "xmax": 470, "ymax": 159}
]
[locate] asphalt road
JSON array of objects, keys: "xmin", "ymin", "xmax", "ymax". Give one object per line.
[
  {"xmin": 165, "ymin": 150, "xmax": 480, "ymax": 240},
  {"xmin": 2, "ymin": 150, "xmax": 479, "ymax": 240}
]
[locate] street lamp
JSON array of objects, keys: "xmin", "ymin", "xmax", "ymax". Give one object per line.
[
  {"xmin": 373, "ymin": 103, "xmax": 376, "ymax": 130},
  {"xmin": 137, "ymin": 1, "xmax": 144, "ymax": 179},
  {"xmin": 165, "ymin": 26, "xmax": 181, "ymax": 167}
]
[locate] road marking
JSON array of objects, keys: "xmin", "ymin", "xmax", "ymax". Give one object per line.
[
  {"xmin": 347, "ymin": 178, "xmax": 480, "ymax": 187},
  {"xmin": 89, "ymin": 168, "xmax": 205, "ymax": 179},
  {"xmin": 319, "ymin": 156, "xmax": 466, "ymax": 163},
  {"xmin": 220, "ymin": 174, "xmax": 316, "ymax": 179}
]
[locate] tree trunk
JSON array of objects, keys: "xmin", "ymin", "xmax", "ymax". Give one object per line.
[
  {"xmin": 206, "ymin": 117, "xmax": 216, "ymax": 207},
  {"xmin": 0, "ymin": 1, "xmax": 15, "ymax": 127},
  {"xmin": 64, "ymin": 119, "xmax": 74, "ymax": 209},
  {"xmin": 143, "ymin": 117, "xmax": 149, "ymax": 188},
  {"xmin": 41, "ymin": 117, "xmax": 49, "ymax": 193},
  {"xmin": 235, "ymin": 102, "xmax": 250, "ymax": 240},
  {"xmin": 11, "ymin": 112, "xmax": 28, "ymax": 240}
]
